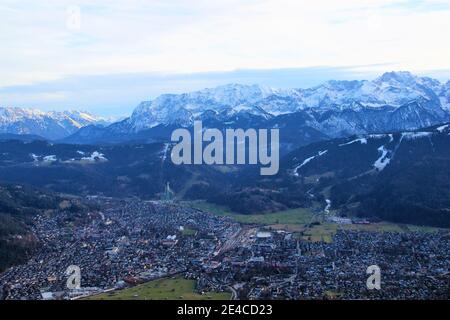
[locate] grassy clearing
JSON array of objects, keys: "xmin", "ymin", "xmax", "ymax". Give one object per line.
[
  {"xmin": 302, "ymin": 223, "xmax": 338, "ymax": 243},
  {"xmin": 185, "ymin": 200, "xmax": 239, "ymax": 216},
  {"xmin": 186, "ymin": 200, "xmax": 315, "ymax": 225},
  {"xmin": 84, "ymin": 276, "xmax": 231, "ymax": 300},
  {"xmin": 227, "ymin": 208, "xmax": 315, "ymax": 225}
]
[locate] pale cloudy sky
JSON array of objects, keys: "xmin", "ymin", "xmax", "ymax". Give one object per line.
[{"xmin": 1, "ymin": 0, "xmax": 450, "ymax": 116}]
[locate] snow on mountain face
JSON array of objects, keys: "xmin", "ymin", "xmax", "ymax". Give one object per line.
[
  {"xmin": 121, "ymin": 71, "xmax": 450, "ymax": 133},
  {"xmin": 127, "ymin": 84, "xmax": 280, "ymax": 131},
  {"xmin": 292, "ymin": 71, "xmax": 441, "ymax": 111},
  {"xmin": 438, "ymin": 81, "xmax": 450, "ymax": 112},
  {"xmin": 0, "ymin": 107, "xmax": 108, "ymax": 140},
  {"xmin": 7, "ymin": 71, "xmax": 449, "ymax": 143},
  {"xmin": 290, "ymin": 125, "xmax": 448, "ymax": 178}
]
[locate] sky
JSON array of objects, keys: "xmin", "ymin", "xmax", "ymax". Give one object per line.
[{"xmin": 1, "ymin": 0, "xmax": 450, "ymax": 116}]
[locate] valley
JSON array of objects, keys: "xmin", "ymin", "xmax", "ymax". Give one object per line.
[
  {"xmin": 0, "ymin": 196, "xmax": 448, "ymax": 300},
  {"xmin": 1, "ymin": 71, "xmax": 450, "ymax": 300}
]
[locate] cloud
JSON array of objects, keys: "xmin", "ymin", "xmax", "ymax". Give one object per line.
[{"xmin": 0, "ymin": 0, "xmax": 449, "ymax": 114}]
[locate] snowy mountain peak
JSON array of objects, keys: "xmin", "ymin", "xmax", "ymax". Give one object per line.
[
  {"xmin": 0, "ymin": 106, "xmax": 46, "ymax": 119},
  {"xmin": 0, "ymin": 107, "xmax": 109, "ymax": 140},
  {"xmin": 127, "ymin": 83, "xmax": 280, "ymax": 131},
  {"xmin": 6, "ymin": 72, "xmax": 450, "ymax": 143},
  {"xmin": 376, "ymin": 71, "xmax": 417, "ymax": 84},
  {"xmin": 119, "ymin": 71, "xmax": 450, "ymax": 133}
]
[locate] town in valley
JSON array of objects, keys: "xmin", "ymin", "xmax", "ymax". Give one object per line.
[{"xmin": 1, "ymin": 196, "xmax": 448, "ymax": 300}]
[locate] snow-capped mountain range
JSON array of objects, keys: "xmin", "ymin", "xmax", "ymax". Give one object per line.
[
  {"xmin": 0, "ymin": 107, "xmax": 110, "ymax": 140},
  {"xmin": 128, "ymin": 83, "xmax": 278, "ymax": 131},
  {"xmin": 2, "ymin": 71, "xmax": 450, "ymax": 143},
  {"xmin": 115, "ymin": 71, "xmax": 450, "ymax": 135}
]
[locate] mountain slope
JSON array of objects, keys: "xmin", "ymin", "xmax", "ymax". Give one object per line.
[
  {"xmin": 0, "ymin": 140, "xmax": 193, "ymax": 198},
  {"xmin": 193, "ymin": 123, "xmax": 450, "ymax": 227},
  {"xmin": 277, "ymin": 123, "xmax": 450, "ymax": 227},
  {"xmin": 1, "ymin": 123, "xmax": 450, "ymax": 227},
  {"xmin": 122, "ymin": 71, "xmax": 449, "ymax": 130},
  {"xmin": 0, "ymin": 184, "xmax": 90, "ymax": 272}
]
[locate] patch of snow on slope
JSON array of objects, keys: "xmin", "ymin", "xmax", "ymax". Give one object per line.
[
  {"xmin": 30, "ymin": 153, "xmax": 39, "ymax": 162},
  {"xmin": 43, "ymin": 155, "xmax": 57, "ymax": 162},
  {"xmin": 401, "ymin": 132, "xmax": 433, "ymax": 140},
  {"xmin": 324, "ymin": 199, "xmax": 331, "ymax": 214},
  {"xmin": 373, "ymin": 146, "xmax": 390, "ymax": 171},
  {"xmin": 339, "ymin": 138, "xmax": 367, "ymax": 146},
  {"xmin": 294, "ymin": 150, "xmax": 328, "ymax": 176},
  {"xmin": 81, "ymin": 151, "xmax": 108, "ymax": 162},
  {"xmin": 368, "ymin": 134, "xmax": 394, "ymax": 142},
  {"xmin": 161, "ymin": 143, "xmax": 169, "ymax": 162},
  {"xmin": 436, "ymin": 124, "xmax": 449, "ymax": 132}
]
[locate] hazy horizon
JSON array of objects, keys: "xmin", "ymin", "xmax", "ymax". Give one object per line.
[{"xmin": 1, "ymin": 67, "xmax": 450, "ymax": 117}]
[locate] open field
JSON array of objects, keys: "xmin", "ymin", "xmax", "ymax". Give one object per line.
[
  {"xmin": 186, "ymin": 200, "xmax": 335, "ymax": 242},
  {"xmin": 185, "ymin": 200, "xmax": 240, "ymax": 217},
  {"xmin": 84, "ymin": 276, "xmax": 231, "ymax": 300},
  {"xmin": 227, "ymin": 207, "xmax": 315, "ymax": 225},
  {"xmin": 186, "ymin": 200, "xmax": 449, "ymax": 244},
  {"xmin": 186, "ymin": 200, "xmax": 315, "ymax": 225}
]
